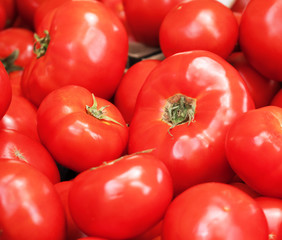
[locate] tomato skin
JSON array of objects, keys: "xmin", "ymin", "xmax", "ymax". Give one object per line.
[
  {"xmin": 239, "ymin": 0, "xmax": 282, "ymax": 82},
  {"xmin": 159, "ymin": 0, "xmax": 239, "ymax": 58},
  {"xmin": 225, "ymin": 106, "xmax": 282, "ymax": 198},
  {"xmin": 114, "ymin": 59, "xmax": 161, "ymax": 124},
  {"xmin": 68, "ymin": 153, "xmax": 173, "ymax": 239},
  {"xmin": 128, "ymin": 50, "xmax": 254, "ymax": 195},
  {"xmin": 123, "ymin": 0, "xmax": 183, "ymax": 47},
  {"xmin": 22, "ymin": 0, "xmax": 128, "ymax": 107},
  {"xmin": 271, "ymin": 89, "xmax": 282, "ymax": 108},
  {"xmin": 37, "ymin": 85, "xmax": 128, "ymax": 172},
  {"xmin": 0, "ymin": 159, "xmax": 66, "ymax": 240},
  {"xmin": 227, "ymin": 52, "xmax": 281, "ymax": 108},
  {"xmin": 0, "ymin": 62, "xmax": 12, "ymax": 119},
  {"xmin": 162, "ymin": 182, "xmax": 268, "ymax": 240}
]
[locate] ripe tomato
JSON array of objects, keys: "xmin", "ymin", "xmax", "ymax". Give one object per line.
[
  {"xmin": 68, "ymin": 152, "xmax": 173, "ymax": 239},
  {"xmin": 0, "ymin": 62, "xmax": 12, "ymax": 119},
  {"xmin": 239, "ymin": 0, "xmax": 282, "ymax": 82},
  {"xmin": 22, "ymin": 0, "xmax": 128, "ymax": 107},
  {"xmin": 128, "ymin": 50, "xmax": 254, "ymax": 195},
  {"xmin": 225, "ymin": 106, "xmax": 282, "ymax": 198},
  {"xmin": 123, "ymin": 0, "xmax": 183, "ymax": 47},
  {"xmin": 8, "ymin": 70, "xmax": 24, "ymax": 96},
  {"xmin": 0, "ymin": 159, "xmax": 66, "ymax": 240},
  {"xmin": 0, "ymin": 129, "xmax": 60, "ymax": 184},
  {"xmin": 271, "ymin": 89, "xmax": 282, "ymax": 108},
  {"xmin": 37, "ymin": 85, "xmax": 128, "ymax": 172},
  {"xmin": 159, "ymin": 0, "xmax": 239, "ymax": 58},
  {"xmin": 114, "ymin": 59, "xmax": 161, "ymax": 124},
  {"xmin": 162, "ymin": 182, "xmax": 268, "ymax": 240},
  {"xmin": 227, "ymin": 52, "xmax": 281, "ymax": 108}
]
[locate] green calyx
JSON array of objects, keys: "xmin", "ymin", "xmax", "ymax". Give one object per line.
[
  {"xmin": 33, "ymin": 30, "xmax": 50, "ymax": 59},
  {"xmin": 0, "ymin": 49, "xmax": 23, "ymax": 73},
  {"xmin": 162, "ymin": 93, "xmax": 196, "ymax": 136},
  {"xmin": 86, "ymin": 94, "xmax": 124, "ymax": 127}
]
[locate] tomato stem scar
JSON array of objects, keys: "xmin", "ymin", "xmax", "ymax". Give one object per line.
[{"xmin": 33, "ymin": 30, "xmax": 50, "ymax": 59}]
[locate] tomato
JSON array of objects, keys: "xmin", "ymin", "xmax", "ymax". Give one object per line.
[
  {"xmin": 123, "ymin": 0, "xmax": 183, "ymax": 47},
  {"xmin": 0, "ymin": 0, "xmax": 17, "ymax": 27},
  {"xmin": 0, "ymin": 129, "xmax": 60, "ymax": 184},
  {"xmin": 37, "ymin": 85, "xmax": 128, "ymax": 172},
  {"xmin": 159, "ymin": 0, "xmax": 239, "ymax": 59},
  {"xmin": 162, "ymin": 182, "xmax": 268, "ymax": 240},
  {"xmin": 128, "ymin": 50, "xmax": 254, "ymax": 195},
  {"xmin": 114, "ymin": 59, "xmax": 161, "ymax": 124},
  {"xmin": 256, "ymin": 197, "xmax": 282, "ymax": 240},
  {"xmin": 0, "ymin": 95, "xmax": 39, "ymax": 141},
  {"xmin": 227, "ymin": 52, "xmax": 281, "ymax": 108},
  {"xmin": 271, "ymin": 89, "xmax": 282, "ymax": 108},
  {"xmin": 22, "ymin": 0, "xmax": 128, "ymax": 107},
  {"xmin": 54, "ymin": 181, "xmax": 87, "ymax": 240},
  {"xmin": 225, "ymin": 106, "xmax": 282, "ymax": 198},
  {"xmin": 68, "ymin": 152, "xmax": 173, "ymax": 239},
  {"xmin": 0, "ymin": 61, "xmax": 12, "ymax": 119},
  {"xmin": 8, "ymin": 70, "xmax": 24, "ymax": 96},
  {"xmin": 239, "ymin": 0, "xmax": 282, "ymax": 82},
  {"xmin": 0, "ymin": 2, "xmax": 7, "ymax": 30},
  {"xmin": 129, "ymin": 220, "xmax": 162, "ymax": 240},
  {"xmin": 0, "ymin": 159, "xmax": 66, "ymax": 240}
]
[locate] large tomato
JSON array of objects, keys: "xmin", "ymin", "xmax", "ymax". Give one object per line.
[
  {"xmin": 159, "ymin": 0, "xmax": 239, "ymax": 58},
  {"xmin": 162, "ymin": 182, "xmax": 269, "ymax": 240},
  {"xmin": 239, "ymin": 0, "xmax": 282, "ymax": 82},
  {"xmin": 22, "ymin": 0, "xmax": 128, "ymax": 107},
  {"xmin": 68, "ymin": 152, "xmax": 173, "ymax": 239},
  {"xmin": 225, "ymin": 106, "xmax": 282, "ymax": 198},
  {"xmin": 0, "ymin": 61, "xmax": 12, "ymax": 119},
  {"xmin": 128, "ymin": 50, "xmax": 254, "ymax": 195},
  {"xmin": 123, "ymin": 0, "xmax": 183, "ymax": 47},
  {"xmin": 37, "ymin": 85, "xmax": 128, "ymax": 172},
  {"xmin": 0, "ymin": 159, "xmax": 66, "ymax": 240}
]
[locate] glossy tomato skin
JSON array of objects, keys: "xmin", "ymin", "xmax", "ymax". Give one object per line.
[
  {"xmin": 0, "ymin": 62, "xmax": 12, "ymax": 119},
  {"xmin": 128, "ymin": 50, "xmax": 254, "ymax": 195},
  {"xmin": 123, "ymin": 0, "xmax": 183, "ymax": 47},
  {"xmin": 239, "ymin": 0, "xmax": 282, "ymax": 82},
  {"xmin": 37, "ymin": 85, "xmax": 128, "ymax": 172},
  {"xmin": 0, "ymin": 159, "xmax": 66, "ymax": 240},
  {"xmin": 159, "ymin": 0, "xmax": 239, "ymax": 58},
  {"xmin": 68, "ymin": 153, "xmax": 173, "ymax": 239},
  {"xmin": 0, "ymin": 129, "xmax": 60, "ymax": 184},
  {"xmin": 225, "ymin": 106, "xmax": 282, "ymax": 198},
  {"xmin": 22, "ymin": 0, "xmax": 128, "ymax": 107},
  {"xmin": 162, "ymin": 182, "xmax": 268, "ymax": 240},
  {"xmin": 114, "ymin": 59, "xmax": 161, "ymax": 124},
  {"xmin": 227, "ymin": 52, "xmax": 281, "ymax": 108}
]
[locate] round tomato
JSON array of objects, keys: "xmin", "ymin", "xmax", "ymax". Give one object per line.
[
  {"xmin": 123, "ymin": 0, "xmax": 183, "ymax": 47},
  {"xmin": 159, "ymin": 0, "xmax": 239, "ymax": 58},
  {"xmin": 128, "ymin": 50, "xmax": 254, "ymax": 195},
  {"xmin": 114, "ymin": 59, "xmax": 161, "ymax": 124},
  {"xmin": 37, "ymin": 85, "xmax": 128, "ymax": 172},
  {"xmin": 162, "ymin": 182, "xmax": 268, "ymax": 240},
  {"xmin": 0, "ymin": 61, "xmax": 12, "ymax": 119},
  {"xmin": 239, "ymin": 0, "xmax": 282, "ymax": 82},
  {"xmin": 0, "ymin": 159, "xmax": 66, "ymax": 240},
  {"xmin": 22, "ymin": 0, "xmax": 128, "ymax": 107},
  {"xmin": 225, "ymin": 106, "xmax": 282, "ymax": 198},
  {"xmin": 68, "ymin": 152, "xmax": 173, "ymax": 239}
]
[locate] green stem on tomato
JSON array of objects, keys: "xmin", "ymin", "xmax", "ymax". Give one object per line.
[
  {"xmin": 0, "ymin": 49, "xmax": 23, "ymax": 73},
  {"xmin": 33, "ymin": 30, "xmax": 50, "ymax": 59}
]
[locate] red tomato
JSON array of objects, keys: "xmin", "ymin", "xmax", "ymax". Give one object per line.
[
  {"xmin": 54, "ymin": 181, "xmax": 87, "ymax": 240},
  {"xmin": 239, "ymin": 0, "xmax": 282, "ymax": 82},
  {"xmin": 162, "ymin": 182, "xmax": 268, "ymax": 240},
  {"xmin": 227, "ymin": 52, "xmax": 281, "ymax": 108},
  {"xmin": 37, "ymin": 85, "xmax": 128, "ymax": 172},
  {"xmin": 0, "ymin": 95, "xmax": 39, "ymax": 141},
  {"xmin": 8, "ymin": 70, "xmax": 24, "ymax": 96},
  {"xmin": 159, "ymin": 0, "xmax": 239, "ymax": 58},
  {"xmin": 21, "ymin": 0, "xmax": 128, "ymax": 107},
  {"xmin": 225, "ymin": 106, "xmax": 282, "ymax": 198},
  {"xmin": 256, "ymin": 197, "xmax": 282, "ymax": 240},
  {"xmin": 0, "ymin": 2, "xmax": 7, "ymax": 30},
  {"xmin": 271, "ymin": 89, "xmax": 282, "ymax": 108},
  {"xmin": 68, "ymin": 152, "xmax": 173, "ymax": 239},
  {"xmin": 0, "ymin": 28, "xmax": 35, "ymax": 70},
  {"xmin": 0, "ymin": 129, "xmax": 60, "ymax": 184},
  {"xmin": 0, "ymin": 0, "xmax": 17, "ymax": 27},
  {"xmin": 0, "ymin": 159, "xmax": 66, "ymax": 240},
  {"xmin": 128, "ymin": 50, "xmax": 254, "ymax": 195},
  {"xmin": 130, "ymin": 220, "xmax": 162, "ymax": 240},
  {"xmin": 114, "ymin": 59, "xmax": 161, "ymax": 124},
  {"xmin": 123, "ymin": 0, "xmax": 183, "ymax": 47},
  {"xmin": 0, "ymin": 61, "xmax": 12, "ymax": 119},
  {"xmin": 230, "ymin": 182, "xmax": 261, "ymax": 198}
]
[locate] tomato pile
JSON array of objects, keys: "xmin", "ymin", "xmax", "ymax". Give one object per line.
[{"xmin": 0, "ymin": 0, "xmax": 282, "ymax": 239}]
